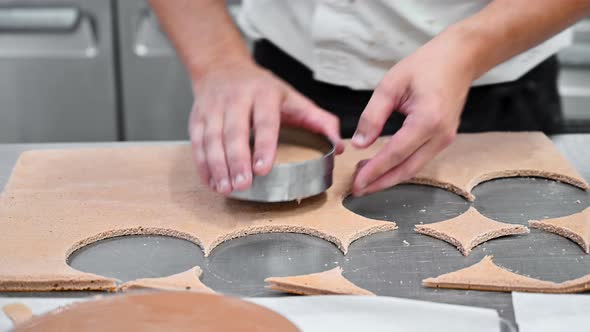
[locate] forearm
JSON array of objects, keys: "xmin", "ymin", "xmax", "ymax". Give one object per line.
[
  {"xmin": 441, "ymin": 0, "xmax": 590, "ymax": 80},
  {"xmin": 149, "ymin": 0, "xmax": 253, "ymax": 81}
]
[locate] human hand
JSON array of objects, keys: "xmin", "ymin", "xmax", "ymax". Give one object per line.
[
  {"xmin": 350, "ymin": 33, "xmax": 477, "ymax": 196},
  {"xmin": 189, "ymin": 61, "xmax": 344, "ymax": 195}
]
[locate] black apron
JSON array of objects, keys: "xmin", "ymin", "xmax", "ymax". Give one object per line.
[{"xmin": 253, "ymin": 39, "xmax": 563, "ymax": 137}]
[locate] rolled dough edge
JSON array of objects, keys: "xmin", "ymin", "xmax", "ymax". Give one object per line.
[
  {"xmin": 529, "ymin": 220, "xmax": 589, "ymax": 254},
  {"xmin": 421, "ymin": 280, "xmax": 562, "ymax": 293},
  {"xmin": 265, "ymin": 280, "xmax": 375, "ymax": 296},
  {"xmin": 469, "ymin": 170, "xmax": 589, "ymax": 196},
  {"xmin": 415, "ymin": 224, "xmax": 529, "ymax": 256},
  {"xmin": 265, "ymin": 283, "xmax": 374, "ymax": 296},
  {"xmin": 0, "ymin": 279, "xmax": 117, "ymax": 292},
  {"xmin": 406, "ymin": 178, "xmax": 474, "ymax": 201},
  {"xmin": 205, "ymin": 223, "xmax": 398, "ymax": 256},
  {"xmin": 422, "ymin": 256, "xmax": 590, "ymax": 293},
  {"xmin": 409, "ymin": 170, "xmax": 588, "ymax": 202}
]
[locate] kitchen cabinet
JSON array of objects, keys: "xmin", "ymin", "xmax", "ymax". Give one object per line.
[
  {"xmin": 559, "ymin": 18, "xmax": 590, "ymax": 132},
  {"xmin": 116, "ymin": 0, "xmax": 193, "ymax": 140},
  {"xmin": 0, "ymin": 0, "xmax": 118, "ymax": 142},
  {"xmin": 117, "ymin": 0, "xmax": 244, "ymax": 140}
]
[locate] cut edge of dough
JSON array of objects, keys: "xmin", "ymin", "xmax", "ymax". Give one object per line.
[
  {"xmin": 409, "ymin": 169, "xmax": 588, "ymax": 202},
  {"xmin": 406, "ymin": 178, "xmax": 474, "ymax": 201},
  {"xmin": 265, "ymin": 283, "xmax": 343, "ymax": 296},
  {"xmin": 422, "ymin": 255, "xmax": 590, "ymax": 294},
  {"xmin": 117, "ymin": 266, "xmax": 215, "ymax": 293},
  {"xmin": 529, "ymin": 220, "xmax": 589, "ymax": 254},
  {"xmin": 205, "ymin": 222, "xmax": 397, "ymax": 257},
  {"xmin": 415, "ymin": 226, "xmax": 470, "ymax": 255},
  {"xmin": 0, "ymin": 278, "xmax": 117, "ymax": 292},
  {"xmin": 559, "ymin": 275, "xmax": 590, "ymax": 293},
  {"xmin": 2, "ymin": 221, "xmax": 396, "ymax": 292},
  {"xmin": 468, "ymin": 170, "xmax": 589, "ymax": 195},
  {"xmin": 467, "ymin": 226, "xmax": 529, "ymax": 254},
  {"xmin": 265, "ymin": 267, "xmax": 375, "ymax": 296},
  {"xmin": 65, "ymin": 226, "xmax": 204, "ymax": 261},
  {"xmin": 415, "ymin": 225, "xmax": 529, "ymax": 256}
]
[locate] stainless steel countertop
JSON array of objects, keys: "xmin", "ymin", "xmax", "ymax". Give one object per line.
[{"xmin": 0, "ymin": 135, "xmax": 589, "ymax": 326}]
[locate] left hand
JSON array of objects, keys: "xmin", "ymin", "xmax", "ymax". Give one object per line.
[{"xmin": 350, "ymin": 32, "xmax": 476, "ymax": 196}]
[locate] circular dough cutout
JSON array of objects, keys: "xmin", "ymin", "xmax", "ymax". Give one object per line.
[
  {"xmin": 275, "ymin": 143, "xmax": 324, "ymax": 164},
  {"xmin": 15, "ymin": 292, "xmax": 300, "ymax": 332}
]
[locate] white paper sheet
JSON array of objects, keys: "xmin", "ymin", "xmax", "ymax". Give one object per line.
[
  {"xmin": 512, "ymin": 292, "xmax": 590, "ymax": 332},
  {"xmin": 250, "ymin": 296, "xmax": 504, "ymax": 332},
  {"xmin": 250, "ymin": 296, "xmax": 503, "ymax": 332},
  {"xmin": 0, "ymin": 295, "xmax": 504, "ymax": 332}
]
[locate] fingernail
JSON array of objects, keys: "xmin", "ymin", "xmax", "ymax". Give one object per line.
[
  {"xmin": 255, "ymin": 159, "xmax": 265, "ymax": 169},
  {"xmin": 352, "ymin": 133, "xmax": 366, "ymax": 146},
  {"xmin": 233, "ymin": 174, "xmax": 246, "ymax": 186},
  {"xmin": 217, "ymin": 178, "xmax": 230, "ymax": 192}
]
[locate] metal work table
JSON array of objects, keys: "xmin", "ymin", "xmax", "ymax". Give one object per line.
[{"xmin": 0, "ymin": 135, "xmax": 589, "ymax": 326}]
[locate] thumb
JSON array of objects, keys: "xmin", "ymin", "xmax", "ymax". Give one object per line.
[{"xmin": 281, "ymin": 90, "xmax": 344, "ymax": 154}]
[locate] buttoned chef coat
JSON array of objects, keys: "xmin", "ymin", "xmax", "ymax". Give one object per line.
[{"xmin": 238, "ymin": 0, "xmax": 572, "ymax": 90}]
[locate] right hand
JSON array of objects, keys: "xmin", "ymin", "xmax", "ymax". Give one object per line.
[{"xmin": 189, "ymin": 61, "xmax": 344, "ymax": 194}]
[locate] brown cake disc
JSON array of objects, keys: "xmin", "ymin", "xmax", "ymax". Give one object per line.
[{"xmin": 15, "ymin": 292, "xmax": 300, "ymax": 332}]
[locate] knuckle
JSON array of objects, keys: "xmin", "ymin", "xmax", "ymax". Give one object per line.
[
  {"xmin": 226, "ymin": 151, "xmax": 244, "ymax": 165},
  {"xmin": 207, "ymin": 155, "xmax": 226, "ymax": 169},
  {"xmin": 191, "ymin": 100, "xmax": 203, "ymax": 114},
  {"xmin": 193, "ymin": 148, "xmax": 206, "ymax": 163},
  {"xmin": 223, "ymin": 126, "xmax": 240, "ymax": 141},
  {"xmin": 223, "ymin": 93, "xmax": 239, "ymax": 107},
  {"xmin": 253, "ymin": 80, "xmax": 274, "ymax": 95},
  {"xmin": 424, "ymin": 112, "xmax": 443, "ymax": 131},
  {"xmin": 191, "ymin": 136, "xmax": 203, "ymax": 148},
  {"xmin": 226, "ymin": 141, "xmax": 248, "ymax": 160},
  {"xmin": 254, "ymin": 118, "xmax": 278, "ymax": 133},
  {"xmin": 440, "ymin": 130, "xmax": 457, "ymax": 146},
  {"xmin": 203, "ymin": 127, "xmax": 222, "ymax": 142},
  {"xmin": 386, "ymin": 149, "xmax": 404, "ymax": 163},
  {"xmin": 376, "ymin": 79, "xmax": 396, "ymax": 96},
  {"xmin": 254, "ymin": 140, "xmax": 274, "ymax": 156},
  {"xmin": 254, "ymin": 138, "xmax": 272, "ymax": 152},
  {"xmin": 360, "ymin": 113, "xmax": 381, "ymax": 130},
  {"xmin": 196, "ymin": 159, "xmax": 209, "ymax": 173},
  {"xmin": 328, "ymin": 113, "xmax": 340, "ymax": 126}
]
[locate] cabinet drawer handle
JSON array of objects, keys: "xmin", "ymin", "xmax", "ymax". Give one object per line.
[{"xmin": 0, "ymin": 7, "xmax": 80, "ymax": 32}]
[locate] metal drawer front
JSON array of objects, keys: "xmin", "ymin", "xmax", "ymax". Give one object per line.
[
  {"xmin": 0, "ymin": 0, "xmax": 117, "ymax": 143},
  {"xmin": 117, "ymin": 0, "xmax": 193, "ymax": 140}
]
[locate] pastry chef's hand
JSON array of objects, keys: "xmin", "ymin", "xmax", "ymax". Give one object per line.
[
  {"xmin": 189, "ymin": 62, "xmax": 344, "ymax": 195},
  {"xmin": 350, "ymin": 32, "xmax": 476, "ymax": 196}
]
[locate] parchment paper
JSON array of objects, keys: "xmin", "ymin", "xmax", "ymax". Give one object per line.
[{"xmin": 512, "ymin": 292, "xmax": 590, "ymax": 332}]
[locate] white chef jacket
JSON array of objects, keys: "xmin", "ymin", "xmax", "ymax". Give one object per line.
[{"xmin": 238, "ymin": 0, "xmax": 572, "ymax": 90}]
